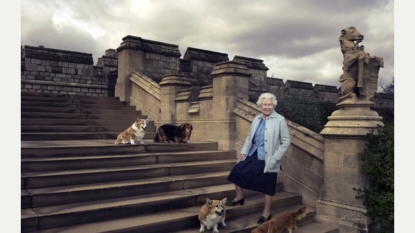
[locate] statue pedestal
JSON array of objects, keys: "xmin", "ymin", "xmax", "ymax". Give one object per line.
[
  {"xmin": 317, "ymin": 98, "xmax": 383, "ymax": 232},
  {"xmin": 321, "ymin": 97, "xmax": 384, "ymax": 136}
]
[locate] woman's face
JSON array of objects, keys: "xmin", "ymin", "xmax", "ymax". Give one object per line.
[{"xmin": 260, "ymin": 98, "xmax": 274, "ymax": 117}]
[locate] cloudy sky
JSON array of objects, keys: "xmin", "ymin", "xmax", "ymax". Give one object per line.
[{"xmin": 20, "ymin": 0, "xmax": 394, "ymax": 89}]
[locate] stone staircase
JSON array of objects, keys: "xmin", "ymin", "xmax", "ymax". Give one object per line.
[
  {"xmin": 21, "ymin": 93, "xmax": 155, "ymax": 141},
  {"xmin": 21, "ymin": 93, "xmax": 338, "ymax": 233}
]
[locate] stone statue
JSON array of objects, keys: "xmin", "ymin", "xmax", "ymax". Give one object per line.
[{"xmin": 338, "ymin": 26, "xmax": 384, "ymax": 102}]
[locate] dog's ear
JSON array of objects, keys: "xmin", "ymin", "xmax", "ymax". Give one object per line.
[
  {"xmin": 221, "ymin": 197, "xmax": 227, "ymax": 205},
  {"xmin": 205, "ymin": 198, "xmax": 212, "ymax": 206},
  {"xmin": 190, "ymin": 124, "xmax": 193, "ymax": 131}
]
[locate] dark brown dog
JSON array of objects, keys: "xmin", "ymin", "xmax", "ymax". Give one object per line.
[
  {"xmin": 153, "ymin": 123, "xmax": 193, "ymax": 143},
  {"xmin": 251, "ymin": 206, "xmax": 307, "ymax": 233}
]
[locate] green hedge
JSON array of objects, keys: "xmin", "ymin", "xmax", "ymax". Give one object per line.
[{"xmin": 354, "ymin": 124, "xmax": 394, "ymax": 232}]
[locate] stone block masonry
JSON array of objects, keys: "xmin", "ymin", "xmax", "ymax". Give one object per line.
[
  {"xmin": 21, "ymin": 45, "xmax": 108, "ymax": 96},
  {"xmin": 21, "ymin": 38, "xmax": 393, "ymax": 117}
]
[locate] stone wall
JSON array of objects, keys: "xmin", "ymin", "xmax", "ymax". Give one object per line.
[
  {"xmin": 21, "ymin": 45, "xmax": 113, "ymax": 96},
  {"xmin": 21, "ymin": 37, "xmax": 394, "ymax": 113},
  {"xmin": 180, "ymin": 47, "xmax": 229, "ymax": 86},
  {"xmin": 97, "ymin": 49, "xmax": 119, "ymax": 96},
  {"xmin": 115, "ymin": 36, "xmax": 181, "ymax": 101},
  {"xmin": 97, "ymin": 49, "xmax": 118, "ymax": 77}
]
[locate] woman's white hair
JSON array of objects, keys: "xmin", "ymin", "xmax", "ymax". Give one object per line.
[{"xmin": 256, "ymin": 92, "xmax": 277, "ymax": 107}]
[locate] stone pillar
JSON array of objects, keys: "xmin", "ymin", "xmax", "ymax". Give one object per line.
[
  {"xmin": 209, "ymin": 61, "xmax": 250, "ymax": 150},
  {"xmin": 159, "ymin": 74, "xmax": 191, "ymax": 124},
  {"xmin": 115, "ymin": 35, "xmax": 145, "ymax": 102},
  {"xmin": 316, "ymin": 57, "xmax": 384, "ymax": 233}
]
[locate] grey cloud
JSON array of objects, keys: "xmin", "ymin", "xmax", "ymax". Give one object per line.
[{"xmin": 21, "ymin": 0, "xmax": 394, "ymax": 87}]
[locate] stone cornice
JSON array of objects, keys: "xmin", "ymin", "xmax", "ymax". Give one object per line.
[
  {"xmin": 117, "ymin": 35, "xmax": 181, "ymax": 57},
  {"xmin": 210, "ymin": 61, "xmax": 251, "ymax": 78},
  {"xmin": 24, "ymin": 46, "xmax": 94, "ymax": 65}
]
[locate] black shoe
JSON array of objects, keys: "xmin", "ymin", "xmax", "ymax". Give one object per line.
[
  {"xmin": 225, "ymin": 198, "xmax": 245, "ymax": 206},
  {"xmin": 257, "ymin": 214, "xmax": 271, "ymax": 224}
]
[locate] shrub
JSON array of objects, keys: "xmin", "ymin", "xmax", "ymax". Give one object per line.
[{"xmin": 354, "ymin": 124, "xmax": 394, "ymax": 232}]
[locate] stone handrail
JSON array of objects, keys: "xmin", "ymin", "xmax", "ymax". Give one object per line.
[{"xmin": 129, "ymin": 71, "xmax": 161, "ymax": 121}]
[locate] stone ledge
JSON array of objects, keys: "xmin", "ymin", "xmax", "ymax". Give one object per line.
[
  {"xmin": 24, "ymin": 45, "xmax": 94, "ymax": 64},
  {"xmin": 21, "ymin": 79, "xmax": 107, "ymax": 89}
]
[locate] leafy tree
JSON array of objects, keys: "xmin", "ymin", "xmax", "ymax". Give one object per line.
[{"xmin": 381, "ymin": 77, "xmax": 394, "ymax": 94}]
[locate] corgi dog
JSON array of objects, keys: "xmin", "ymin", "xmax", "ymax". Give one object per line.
[
  {"xmin": 198, "ymin": 197, "xmax": 227, "ymax": 233},
  {"xmin": 251, "ymin": 205, "xmax": 307, "ymax": 233},
  {"xmin": 114, "ymin": 117, "xmax": 149, "ymax": 145}
]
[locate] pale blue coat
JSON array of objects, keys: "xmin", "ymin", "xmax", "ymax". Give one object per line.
[{"xmin": 240, "ymin": 110, "xmax": 291, "ymax": 173}]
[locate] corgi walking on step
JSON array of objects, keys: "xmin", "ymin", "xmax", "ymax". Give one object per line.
[
  {"xmin": 115, "ymin": 117, "xmax": 149, "ymax": 145},
  {"xmin": 251, "ymin": 205, "xmax": 307, "ymax": 233}
]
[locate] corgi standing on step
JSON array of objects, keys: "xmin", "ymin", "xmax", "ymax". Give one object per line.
[
  {"xmin": 198, "ymin": 197, "xmax": 227, "ymax": 233},
  {"xmin": 115, "ymin": 117, "xmax": 149, "ymax": 145}
]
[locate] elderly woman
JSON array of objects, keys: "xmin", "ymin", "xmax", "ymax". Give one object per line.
[{"xmin": 226, "ymin": 92, "xmax": 291, "ymax": 224}]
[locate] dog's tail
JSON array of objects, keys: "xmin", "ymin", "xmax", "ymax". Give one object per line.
[
  {"xmin": 153, "ymin": 131, "xmax": 160, "ymax": 142},
  {"xmin": 295, "ymin": 205, "xmax": 307, "ymax": 220}
]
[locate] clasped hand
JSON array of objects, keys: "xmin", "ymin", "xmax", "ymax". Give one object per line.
[{"xmin": 236, "ymin": 154, "xmax": 247, "ymax": 164}]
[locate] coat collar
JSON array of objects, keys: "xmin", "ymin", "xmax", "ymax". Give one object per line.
[{"xmin": 257, "ymin": 110, "xmax": 278, "ymax": 120}]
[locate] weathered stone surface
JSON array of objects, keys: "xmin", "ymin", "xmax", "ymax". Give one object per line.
[
  {"xmin": 24, "ymin": 45, "xmax": 94, "ymax": 64},
  {"xmin": 21, "ymin": 46, "xmax": 108, "ymax": 96}
]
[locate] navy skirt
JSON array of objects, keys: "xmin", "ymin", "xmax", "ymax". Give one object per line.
[{"xmin": 227, "ymin": 151, "xmax": 277, "ymax": 196}]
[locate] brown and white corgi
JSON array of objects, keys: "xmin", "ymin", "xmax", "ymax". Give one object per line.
[
  {"xmin": 114, "ymin": 117, "xmax": 149, "ymax": 145},
  {"xmin": 198, "ymin": 197, "xmax": 227, "ymax": 233}
]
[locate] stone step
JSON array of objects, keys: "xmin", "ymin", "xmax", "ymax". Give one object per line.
[
  {"xmin": 21, "ymin": 98, "xmax": 130, "ymax": 109},
  {"xmin": 172, "ymin": 205, "xmax": 317, "ymax": 233},
  {"xmin": 292, "ymin": 221, "xmax": 339, "ymax": 233},
  {"xmin": 21, "ymin": 95, "xmax": 73, "ymax": 103},
  {"xmin": 23, "ymin": 191, "xmax": 299, "ymax": 233},
  {"xmin": 21, "ymin": 140, "xmax": 219, "ymax": 158},
  {"xmin": 21, "ymin": 112, "xmax": 146, "ymax": 120},
  {"xmin": 21, "ymin": 93, "xmax": 124, "ymax": 104},
  {"xmin": 21, "ymin": 131, "xmax": 157, "ymax": 141},
  {"xmin": 22, "ymin": 159, "xmax": 236, "ymax": 189},
  {"xmin": 21, "ymin": 124, "xmax": 157, "ymax": 133},
  {"xmin": 20, "ymin": 94, "xmax": 128, "ymax": 102},
  {"xmin": 22, "ymin": 150, "xmax": 234, "ymax": 172},
  {"xmin": 22, "ymin": 171, "xmax": 245, "ymax": 208},
  {"xmin": 22, "ymin": 105, "xmax": 139, "ymax": 114},
  {"xmin": 21, "ymin": 118, "xmax": 147, "ymax": 126}
]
